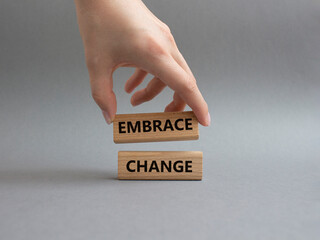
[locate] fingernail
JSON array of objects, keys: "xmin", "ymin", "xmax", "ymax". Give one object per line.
[
  {"xmin": 102, "ymin": 111, "xmax": 112, "ymax": 125},
  {"xmin": 207, "ymin": 112, "xmax": 211, "ymax": 126}
]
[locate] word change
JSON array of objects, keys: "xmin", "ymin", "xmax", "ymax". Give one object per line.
[{"xmin": 118, "ymin": 151, "xmax": 202, "ymax": 180}]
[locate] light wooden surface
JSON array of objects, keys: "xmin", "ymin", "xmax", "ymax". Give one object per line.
[
  {"xmin": 113, "ymin": 111, "xmax": 199, "ymax": 143},
  {"xmin": 118, "ymin": 151, "xmax": 203, "ymax": 180}
]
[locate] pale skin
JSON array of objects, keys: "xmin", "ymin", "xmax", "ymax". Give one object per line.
[{"xmin": 74, "ymin": 0, "xmax": 210, "ymax": 126}]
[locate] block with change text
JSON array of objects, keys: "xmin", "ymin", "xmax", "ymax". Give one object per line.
[{"xmin": 118, "ymin": 151, "xmax": 203, "ymax": 180}]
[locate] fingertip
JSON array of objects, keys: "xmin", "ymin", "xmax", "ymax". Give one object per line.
[
  {"xmin": 164, "ymin": 102, "xmax": 175, "ymax": 112},
  {"xmin": 198, "ymin": 112, "xmax": 211, "ymax": 127},
  {"xmin": 207, "ymin": 112, "xmax": 211, "ymax": 126},
  {"xmin": 125, "ymin": 69, "xmax": 148, "ymax": 94},
  {"xmin": 130, "ymin": 95, "xmax": 138, "ymax": 107},
  {"xmin": 124, "ymin": 84, "xmax": 133, "ymax": 94},
  {"xmin": 102, "ymin": 110, "xmax": 112, "ymax": 125},
  {"xmin": 130, "ymin": 89, "xmax": 147, "ymax": 107},
  {"xmin": 164, "ymin": 97, "xmax": 186, "ymax": 112},
  {"xmin": 98, "ymin": 93, "xmax": 117, "ymax": 125}
]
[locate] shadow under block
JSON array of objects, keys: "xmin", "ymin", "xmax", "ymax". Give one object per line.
[
  {"xmin": 113, "ymin": 111, "xmax": 198, "ymax": 143},
  {"xmin": 118, "ymin": 151, "xmax": 203, "ymax": 180}
]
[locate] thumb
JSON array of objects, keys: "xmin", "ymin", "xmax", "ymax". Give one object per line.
[{"xmin": 89, "ymin": 65, "xmax": 117, "ymax": 125}]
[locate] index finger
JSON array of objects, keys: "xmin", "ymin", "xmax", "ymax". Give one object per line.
[{"xmin": 138, "ymin": 55, "xmax": 210, "ymax": 126}]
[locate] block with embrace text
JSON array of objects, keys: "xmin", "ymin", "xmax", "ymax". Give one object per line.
[{"xmin": 113, "ymin": 111, "xmax": 199, "ymax": 143}]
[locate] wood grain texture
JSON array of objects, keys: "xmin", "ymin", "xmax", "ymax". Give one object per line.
[
  {"xmin": 118, "ymin": 151, "xmax": 202, "ymax": 180},
  {"xmin": 113, "ymin": 111, "xmax": 198, "ymax": 143}
]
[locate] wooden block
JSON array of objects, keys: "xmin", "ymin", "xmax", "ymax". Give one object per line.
[
  {"xmin": 118, "ymin": 151, "xmax": 202, "ymax": 180},
  {"xmin": 113, "ymin": 111, "xmax": 198, "ymax": 143}
]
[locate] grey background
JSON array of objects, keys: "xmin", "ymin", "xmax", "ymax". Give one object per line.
[{"xmin": 0, "ymin": 0, "xmax": 319, "ymax": 239}]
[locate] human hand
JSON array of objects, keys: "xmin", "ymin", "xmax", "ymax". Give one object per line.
[{"xmin": 74, "ymin": 0, "xmax": 210, "ymax": 126}]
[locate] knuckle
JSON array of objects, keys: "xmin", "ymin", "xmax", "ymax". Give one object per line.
[
  {"xmin": 91, "ymin": 91, "xmax": 104, "ymax": 105},
  {"xmin": 160, "ymin": 24, "xmax": 175, "ymax": 44},
  {"xmin": 161, "ymin": 23, "xmax": 171, "ymax": 34},
  {"xmin": 166, "ymin": 32, "xmax": 175, "ymax": 44},
  {"xmin": 164, "ymin": 30, "xmax": 174, "ymax": 43},
  {"xmin": 133, "ymin": 32, "xmax": 168, "ymax": 57},
  {"xmin": 183, "ymin": 77, "xmax": 198, "ymax": 94},
  {"xmin": 85, "ymin": 50, "xmax": 112, "ymax": 72},
  {"xmin": 86, "ymin": 57, "xmax": 97, "ymax": 71},
  {"xmin": 145, "ymin": 34, "xmax": 167, "ymax": 56},
  {"xmin": 85, "ymin": 53, "xmax": 101, "ymax": 72}
]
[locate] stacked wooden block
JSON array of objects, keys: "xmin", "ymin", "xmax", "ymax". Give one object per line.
[{"xmin": 113, "ymin": 111, "xmax": 202, "ymax": 180}]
